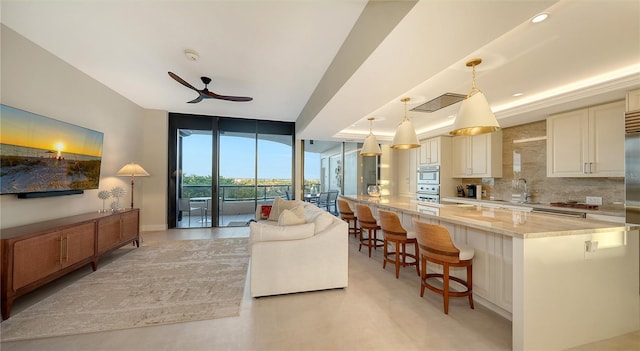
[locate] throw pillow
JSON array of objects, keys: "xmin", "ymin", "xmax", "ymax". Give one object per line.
[
  {"xmin": 278, "ymin": 205, "xmax": 306, "ymax": 226},
  {"xmin": 268, "ymin": 197, "xmax": 303, "ymax": 221}
]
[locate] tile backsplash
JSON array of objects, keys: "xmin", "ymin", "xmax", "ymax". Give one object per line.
[{"xmin": 461, "ymin": 120, "xmax": 624, "ymax": 205}]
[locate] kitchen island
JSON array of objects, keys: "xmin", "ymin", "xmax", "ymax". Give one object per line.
[{"xmin": 341, "ymin": 194, "xmax": 639, "ymax": 351}]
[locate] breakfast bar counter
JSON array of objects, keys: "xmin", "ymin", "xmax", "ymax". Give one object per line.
[
  {"xmin": 341, "ymin": 195, "xmax": 639, "ymax": 351},
  {"xmin": 342, "ymin": 195, "xmax": 633, "ymax": 239}
]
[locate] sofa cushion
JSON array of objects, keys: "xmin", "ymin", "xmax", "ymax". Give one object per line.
[
  {"xmin": 278, "ymin": 205, "xmax": 307, "ymax": 226},
  {"xmin": 249, "ymin": 221, "xmax": 315, "ymax": 243},
  {"xmin": 313, "ymin": 212, "xmax": 334, "ymax": 233},
  {"xmin": 268, "ymin": 197, "xmax": 303, "ymax": 221}
]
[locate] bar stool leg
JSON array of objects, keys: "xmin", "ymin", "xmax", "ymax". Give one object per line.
[
  {"xmin": 467, "ymin": 264, "xmax": 474, "ymax": 309},
  {"xmin": 443, "ymin": 263, "xmax": 450, "ymax": 315},
  {"xmin": 395, "ymin": 241, "xmax": 401, "ymax": 278}
]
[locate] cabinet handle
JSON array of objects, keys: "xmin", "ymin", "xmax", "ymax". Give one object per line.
[
  {"xmin": 589, "ymin": 162, "xmax": 593, "ymax": 174},
  {"xmin": 65, "ymin": 236, "xmax": 69, "ymax": 262},
  {"xmin": 59, "ymin": 237, "xmax": 64, "ymax": 265},
  {"xmin": 583, "ymin": 162, "xmax": 587, "ymax": 174}
]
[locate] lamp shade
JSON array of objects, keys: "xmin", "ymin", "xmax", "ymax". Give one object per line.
[
  {"xmin": 450, "ymin": 91, "xmax": 500, "ymax": 136},
  {"xmin": 116, "ymin": 163, "xmax": 149, "ymax": 177},
  {"xmin": 391, "ymin": 119, "xmax": 419, "ymax": 149},
  {"xmin": 361, "ymin": 133, "xmax": 382, "ymax": 156}
]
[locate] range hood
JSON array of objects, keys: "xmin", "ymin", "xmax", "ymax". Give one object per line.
[{"xmin": 411, "ymin": 93, "xmax": 466, "ymax": 113}]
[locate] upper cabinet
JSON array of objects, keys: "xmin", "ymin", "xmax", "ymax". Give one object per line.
[
  {"xmin": 451, "ymin": 131, "xmax": 502, "ymax": 178},
  {"xmin": 547, "ymin": 100, "xmax": 624, "ymax": 177},
  {"xmin": 418, "ymin": 136, "xmax": 450, "ymax": 166},
  {"xmin": 626, "ymin": 88, "xmax": 640, "ymax": 112}
]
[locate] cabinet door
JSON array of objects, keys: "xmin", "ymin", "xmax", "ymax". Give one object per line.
[
  {"xmin": 469, "ymin": 134, "xmax": 489, "ymax": 176},
  {"xmin": 62, "ymin": 222, "xmax": 95, "ymax": 268},
  {"xmin": 12, "ymin": 231, "xmax": 61, "ymax": 290},
  {"xmin": 419, "ymin": 138, "xmax": 440, "ymax": 165},
  {"xmin": 97, "ymin": 216, "xmax": 121, "ymax": 253},
  {"xmin": 121, "ymin": 211, "xmax": 139, "ymax": 242},
  {"xmin": 451, "ymin": 136, "xmax": 469, "ymax": 177},
  {"xmin": 589, "ymin": 100, "xmax": 624, "ymax": 176},
  {"xmin": 418, "ymin": 142, "xmax": 428, "ymax": 165},
  {"xmin": 547, "ymin": 109, "xmax": 589, "ymax": 177}
]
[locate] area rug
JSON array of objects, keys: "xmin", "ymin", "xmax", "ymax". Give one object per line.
[{"xmin": 0, "ymin": 238, "xmax": 250, "ymax": 341}]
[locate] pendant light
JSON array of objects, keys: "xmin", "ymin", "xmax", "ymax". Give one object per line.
[
  {"xmin": 450, "ymin": 58, "xmax": 500, "ymax": 136},
  {"xmin": 391, "ymin": 97, "xmax": 419, "ymax": 149},
  {"xmin": 360, "ymin": 117, "xmax": 382, "ymax": 156}
]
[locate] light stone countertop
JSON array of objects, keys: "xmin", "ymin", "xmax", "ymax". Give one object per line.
[
  {"xmin": 440, "ymin": 196, "xmax": 625, "ymax": 217},
  {"xmin": 341, "ymin": 195, "xmax": 638, "ymax": 239}
]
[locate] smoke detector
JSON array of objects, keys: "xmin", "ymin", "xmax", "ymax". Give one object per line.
[{"xmin": 184, "ymin": 49, "xmax": 199, "ymax": 61}]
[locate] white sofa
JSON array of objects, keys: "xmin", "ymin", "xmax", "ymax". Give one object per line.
[{"xmin": 249, "ymin": 198, "xmax": 349, "ymax": 297}]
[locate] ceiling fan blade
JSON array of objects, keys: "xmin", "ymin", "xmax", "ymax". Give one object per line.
[
  {"xmin": 203, "ymin": 90, "xmax": 253, "ymax": 102},
  {"xmin": 187, "ymin": 95, "xmax": 204, "ymax": 103},
  {"xmin": 168, "ymin": 72, "xmax": 198, "ymax": 91}
]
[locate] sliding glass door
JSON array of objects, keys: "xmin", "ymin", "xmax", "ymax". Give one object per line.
[
  {"xmin": 169, "ymin": 113, "xmax": 294, "ymax": 228},
  {"xmin": 218, "ymin": 130, "xmax": 256, "ymax": 226}
]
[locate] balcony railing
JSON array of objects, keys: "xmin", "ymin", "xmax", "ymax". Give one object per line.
[{"xmin": 181, "ymin": 184, "xmax": 292, "ymax": 202}]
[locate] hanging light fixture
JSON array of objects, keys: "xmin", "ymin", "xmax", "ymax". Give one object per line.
[
  {"xmin": 360, "ymin": 117, "xmax": 382, "ymax": 156},
  {"xmin": 450, "ymin": 58, "xmax": 500, "ymax": 136},
  {"xmin": 391, "ymin": 97, "xmax": 419, "ymax": 149}
]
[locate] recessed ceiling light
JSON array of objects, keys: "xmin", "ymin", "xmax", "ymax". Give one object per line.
[
  {"xmin": 513, "ymin": 92, "xmax": 524, "ymax": 97},
  {"xmin": 531, "ymin": 13, "xmax": 549, "ymax": 24}
]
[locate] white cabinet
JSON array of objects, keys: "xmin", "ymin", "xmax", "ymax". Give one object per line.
[
  {"xmin": 451, "ymin": 131, "xmax": 502, "ymax": 178},
  {"xmin": 547, "ymin": 100, "xmax": 624, "ymax": 177},
  {"xmin": 418, "ymin": 137, "xmax": 439, "ymax": 165},
  {"xmin": 417, "ymin": 136, "xmax": 452, "ymax": 167},
  {"xmin": 626, "ymin": 88, "xmax": 640, "ymax": 112}
]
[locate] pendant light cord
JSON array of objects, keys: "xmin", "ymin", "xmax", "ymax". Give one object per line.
[
  {"xmin": 467, "ymin": 60, "xmax": 481, "ymax": 97},
  {"xmin": 401, "ymin": 97, "xmax": 410, "ymax": 122}
]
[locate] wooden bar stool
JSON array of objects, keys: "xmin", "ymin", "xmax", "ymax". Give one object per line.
[
  {"xmin": 378, "ymin": 210, "xmax": 419, "ymax": 279},
  {"xmin": 337, "ymin": 199, "xmax": 360, "ymax": 237},
  {"xmin": 355, "ymin": 204, "xmax": 384, "ymax": 257},
  {"xmin": 414, "ymin": 221, "xmax": 474, "ymax": 314}
]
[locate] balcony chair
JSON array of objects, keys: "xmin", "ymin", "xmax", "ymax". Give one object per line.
[
  {"xmin": 178, "ymin": 197, "xmax": 203, "ymax": 226},
  {"xmin": 326, "ymin": 190, "xmax": 339, "ymax": 215},
  {"xmin": 414, "ymin": 221, "xmax": 474, "ymax": 314}
]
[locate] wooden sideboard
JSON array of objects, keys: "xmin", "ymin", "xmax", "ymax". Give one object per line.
[{"xmin": 0, "ymin": 209, "xmax": 140, "ymax": 320}]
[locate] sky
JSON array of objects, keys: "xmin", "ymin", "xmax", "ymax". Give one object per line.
[{"xmin": 182, "ymin": 134, "xmax": 320, "ymax": 180}]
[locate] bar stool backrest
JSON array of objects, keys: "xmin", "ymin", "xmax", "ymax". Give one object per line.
[
  {"xmin": 414, "ymin": 221, "xmax": 461, "ymax": 264},
  {"xmin": 355, "ymin": 204, "xmax": 377, "ymax": 226},
  {"xmin": 378, "ymin": 210, "xmax": 407, "ymax": 237},
  {"xmin": 337, "ymin": 199, "xmax": 354, "ymax": 216}
]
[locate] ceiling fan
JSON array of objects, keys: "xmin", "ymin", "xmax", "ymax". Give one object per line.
[{"xmin": 168, "ymin": 72, "xmax": 253, "ymax": 103}]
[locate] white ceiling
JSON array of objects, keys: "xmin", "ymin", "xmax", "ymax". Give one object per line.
[{"xmin": 2, "ymin": 1, "xmax": 639, "ymax": 144}]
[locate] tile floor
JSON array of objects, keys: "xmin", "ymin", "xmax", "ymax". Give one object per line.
[{"xmin": 1, "ymin": 227, "xmax": 637, "ymax": 351}]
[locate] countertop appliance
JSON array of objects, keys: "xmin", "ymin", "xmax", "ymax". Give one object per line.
[
  {"xmin": 626, "ymin": 110, "xmax": 640, "ymax": 225},
  {"xmin": 466, "ymin": 184, "xmax": 477, "ymax": 198}
]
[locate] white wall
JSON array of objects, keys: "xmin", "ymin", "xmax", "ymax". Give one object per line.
[{"xmin": 0, "ymin": 25, "xmax": 146, "ymax": 228}]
